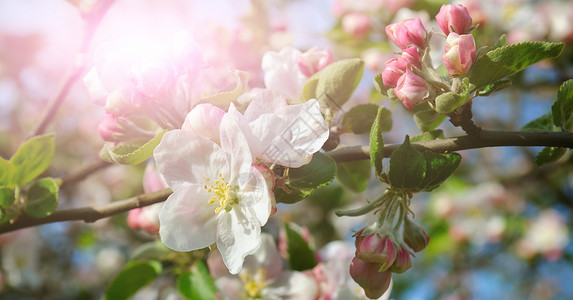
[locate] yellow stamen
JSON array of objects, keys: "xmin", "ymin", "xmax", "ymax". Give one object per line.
[
  {"xmin": 240, "ymin": 268, "xmax": 268, "ymax": 299},
  {"xmin": 203, "ymin": 173, "xmax": 238, "ymax": 214}
]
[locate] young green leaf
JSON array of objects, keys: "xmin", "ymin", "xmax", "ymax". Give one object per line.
[
  {"xmin": 373, "ymin": 73, "xmax": 388, "ymax": 95},
  {"xmin": 535, "ymin": 147, "xmax": 566, "ymax": 166},
  {"xmin": 420, "ymin": 151, "xmax": 462, "ymax": 191},
  {"xmin": 336, "ymin": 161, "xmax": 371, "ymax": 193},
  {"xmin": 370, "ymin": 106, "xmax": 389, "ymax": 178},
  {"xmin": 414, "ymin": 110, "xmax": 446, "ymax": 132},
  {"xmin": 10, "ymin": 134, "xmax": 55, "ymax": 186},
  {"xmin": 177, "ymin": 260, "xmax": 217, "ymax": 300},
  {"xmin": 314, "ymin": 58, "xmax": 364, "ymax": 109},
  {"xmin": 388, "ymin": 136, "xmax": 426, "ymax": 190},
  {"xmin": 342, "ymin": 104, "xmax": 380, "ymax": 134},
  {"xmin": 490, "ymin": 34, "xmax": 507, "ymax": 51},
  {"xmin": 478, "ymin": 79, "xmax": 512, "ymax": 97},
  {"xmin": 551, "ymin": 79, "xmax": 573, "ymax": 130},
  {"xmin": 0, "ymin": 158, "xmax": 14, "ymax": 185},
  {"xmin": 105, "ymin": 261, "xmax": 162, "ymax": 300},
  {"xmin": 24, "ymin": 177, "xmax": 59, "ymax": 218},
  {"xmin": 284, "ymin": 223, "xmax": 317, "ymax": 271},
  {"xmin": 411, "ymin": 130, "xmax": 444, "ymax": 142},
  {"xmin": 274, "ymin": 153, "xmax": 336, "ymax": 204},
  {"xmin": 469, "ymin": 41, "xmax": 564, "ymax": 90},
  {"xmin": 434, "ymin": 92, "xmax": 468, "ymax": 114},
  {"xmin": 100, "ymin": 130, "xmax": 167, "ymax": 165},
  {"xmin": 130, "ymin": 240, "xmax": 173, "ymax": 261},
  {"xmin": 0, "ymin": 186, "xmax": 15, "ymax": 208},
  {"xmin": 521, "ymin": 113, "xmax": 554, "ymax": 132},
  {"xmin": 200, "ymin": 70, "xmax": 249, "ymax": 106}
]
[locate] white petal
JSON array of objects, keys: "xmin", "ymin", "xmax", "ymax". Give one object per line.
[
  {"xmin": 236, "ymin": 166, "xmax": 273, "ymax": 225},
  {"xmin": 219, "ymin": 113, "xmax": 254, "ymax": 182},
  {"xmin": 181, "ymin": 103, "xmax": 225, "ymax": 144},
  {"xmin": 153, "ymin": 130, "xmax": 229, "ymax": 189},
  {"xmin": 159, "ymin": 184, "xmax": 218, "ymax": 251},
  {"xmin": 266, "ymin": 271, "xmax": 318, "ymax": 300},
  {"xmin": 243, "ymin": 89, "xmax": 288, "ymax": 122},
  {"xmin": 216, "ymin": 210, "xmax": 262, "ymax": 274},
  {"xmin": 243, "ymin": 233, "xmax": 283, "ymax": 281},
  {"xmin": 214, "ymin": 277, "xmax": 246, "ymax": 300},
  {"xmin": 250, "ymin": 99, "xmax": 329, "ymax": 168}
]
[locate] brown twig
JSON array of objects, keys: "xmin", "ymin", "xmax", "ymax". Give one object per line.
[{"xmin": 0, "ymin": 188, "xmax": 172, "ymax": 234}]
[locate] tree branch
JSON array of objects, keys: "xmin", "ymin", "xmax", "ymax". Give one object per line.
[
  {"xmin": 1, "ymin": 129, "xmax": 572, "ymax": 234},
  {"xmin": 28, "ymin": 0, "xmax": 116, "ymax": 137},
  {"xmin": 326, "ymin": 129, "xmax": 573, "ymax": 162},
  {"xmin": 0, "ymin": 188, "xmax": 172, "ymax": 234}
]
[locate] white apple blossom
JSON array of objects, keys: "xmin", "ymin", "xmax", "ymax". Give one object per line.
[
  {"xmin": 262, "ymin": 47, "xmax": 308, "ymax": 103},
  {"xmin": 208, "ymin": 233, "xmax": 318, "ymax": 300},
  {"xmin": 153, "ymin": 113, "xmax": 273, "ymax": 274}
]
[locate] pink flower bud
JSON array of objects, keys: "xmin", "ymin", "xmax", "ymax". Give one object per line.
[
  {"xmin": 385, "ymin": 18, "xmax": 427, "ymax": 49},
  {"xmin": 356, "ymin": 233, "xmax": 397, "ymax": 271},
  {"xmin": 350, "ymin": 257, "xmax": 392, "ymax": 299},
  {"xmin": 143, "ymin": 163, "xmax": 168, "ymax": 194},
  {"xmin": 401, "ymin": 46, "xmax": 422, "ymax": 68},
  {"xmin": 403, "ymin": 218, "xmax": 430, "ymax": 252},
  {"xmin": 297, "ymin": 47, "xmax": 334, "ymax": 77},
  {"xmin": 381, "ymin": 46, "xmax": 422, "ymax": 89},
  {"xmin": 97, "ymin": 113, "xmax": 125, "ymax": 143},
  {"xmin": 442, "ymin": 33, "xmax": 476, "ymax": 76},
  {"xmin": 393, "ymin": 69, "xmax": 428, "ymax": 110},
  {"xmin": 342, "ymin": 13, "xmax": 371, "ymax": 38},
  {"xmin": 436, "ymin": 4, "xmax": 473, "ymax": 35},
  {"xmin": 389, "ymin": 246, "xmax": 412, "ymax": 273}
]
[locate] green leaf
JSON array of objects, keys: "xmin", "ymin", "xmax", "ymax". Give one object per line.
[
  {"xmin": 420, "ymin": 151, "xmax": 461, "ymax": 191},
  {"xmin": 105, "ymin": 261, "xmax": 162, "ymax": 300},
  {"xmin": 336, "ymin": 161, "xmax": 371, "ymax": 193},
  {"xmin": 490, "ymin": 34, "xmax": 507, "ymax": 51},
  {"xmin": 287, "ymin": 153, "xmax": 336, "ymax": 190},
  {"xmin": 284, "ymin": 223, "xmax": 317, "ymax": 271},
  {"xmin": 434, "ymin": 92, "xmax": 468, "ymax": 114},
  {"xmin": 100, "ymin": 130, "xmax": 167, "ymax": 165},
  {"xmin": 373, "ymin": 73, "xmax": 388, "ymax": 95},
  {"xmin": 302, "ymin": 77, "xmax": 319, "ymax": 101},
  {"xmin": 414, "ymin": 110, "xmax": 446, "ymax": 132},
  {"xmin": 275, "ymin": 153, "xmax": 336, "ymax": 204},
  {"xmin": 0, "ymin": 186, "xmax": 15, "ymax": 208},
  {"xmin": 0, "ymin": 158, "xmax": 14, "ymax": 185},
  {"xmin": 177, "ymin": 261, "xmax": 217, "ymax": 300},
  {"xmin": 314, "ymin": 58, "xmax": 365, "ymax": 109},
  {"xmin": 370, "ymin": 106, "xmax": 389, "ymax": 178},
  {"xmin": 411, "ymin": 130, "xmax": 444, "ymax": 142},
  {"xmin": 24, "ymin": 177, "xmax": 59, "ymax": 218},
  {"xmin": 388, "ymin": 136, "xmax": 426, "ymax": 190},
  {"xmin": 552, "ymin": 79, "xmax": 573, "ymax": 129},
  {"xmin": 10, "ymin": 134, "xmax": 55, "ymax": 186},
  {"xmin": 535, "ymin": 147, "xmax": 566, "ymax": 166},
  {"xmin": 521, "ymin": 113, "xmax": 554, "ymax": 132},
  {"xmin": 130, "ymin": 240, "xmax": 172, "ymax": 261},
  {"xmin": 469, "ymin": 42, "xmax": 564, "ymax": 90},
  {"xmin": 478, "ymin": 79, "xmax": 512, "ymax": 97},
  {"xmin": 342, "ymin": 104, "xmax": 380, "ymax": 134}
]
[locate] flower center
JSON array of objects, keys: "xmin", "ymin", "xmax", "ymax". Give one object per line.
[
  {"xmin": 240, "ymin": 268, "xmax": 268, "ymax": 299},
  {"xmin": 204, "ymin": 173, "xmax": 238, "ymax": 213}
]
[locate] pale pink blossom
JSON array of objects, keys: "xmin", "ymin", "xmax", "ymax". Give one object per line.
[
  {"xmin": 208, "ymin": 233, "xmax": 318, "ymax": 300},
  {"xmin": 153, "ymin": 114, "xmax": 273, "ymax": 274},
  {"xmin": 342, "ymin": 13, "xmax": 371, "ymax": 38},
  {"xmin": 127, "ymin": 163, "xmax": 168, "ymax": 235},
  {"xmin": 393, "ymin": 69, "xmax": 428, "ymax": 109},
  {"xmin": 436, "ymin": 4, "xmax": 473, "ymax": 35},
  {"xmin": 442, "ymin": 33, "xmax": 476, "ymax": 75},
  {"xmin": 262, "ymin": 47, "xmax": 308, "ymax": 102},
  {"xmin": 385, "ymin": 18, "xmax": 427, "ymax": 49}
]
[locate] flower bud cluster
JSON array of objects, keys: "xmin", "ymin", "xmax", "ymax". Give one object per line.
[{"xmin": 381, "ymin": 4, "xmax": 477, "ymax": 111}]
